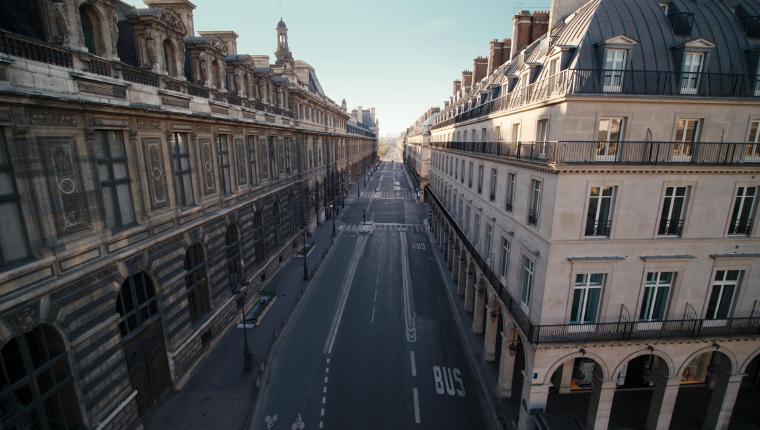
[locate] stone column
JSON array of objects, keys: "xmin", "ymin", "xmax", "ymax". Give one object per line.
[
  {"xmin": 457, "ymin": 257, "xmax": 466, "ymax": 295},
  {"xmin": 559, "ymin": 360, "xmax": 574, "ymax": 394},
  {"xmin": 517, "ymin": 382, "xmax": 551, "ymax": 430},
  {"xmin": 702, "ymin": 371, "xmax": 744, "ymax": 430},
  {"xmin": 452, "ymin": 246, "xmax": 459, "ymax": 282},
  {"xmin": 472, "ymin": 280, "xmax": 485, "ymax": 334},
  {"xmin": 464, "ymin": 270, "xmax": 474, "ymax": 312},
  {"xmin": 497, "ymin": 331, "xmax": 517, "ymax": 397},
  {"xmin": 585, "ymin": 366, "xmax": 616, "ymax": 430},
  {"xmin": 645, "ymin": 366, "xmax": 681, "ymax": 430},
  {"xmin": 483, "ymin": 305, "xmax": 498, "ymax": 361}
]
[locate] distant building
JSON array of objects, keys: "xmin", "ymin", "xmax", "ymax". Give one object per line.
[
  {"xmin": 403, "ymin": 107, "xmax": 440, "ymax": 197},
  {"xmin": 0, "ymin": 1, "xmax": 376, "ymax": 428},
  {"xmin": 409, "ymin": 1, "xmax": 760, "ymax": 429}
]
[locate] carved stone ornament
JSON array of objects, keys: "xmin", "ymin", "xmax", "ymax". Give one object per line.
[
  {"xmin": 41, "ymin": 138, "xmax": 90, "ymax": 235},
  {"xmin": 136, "ymin": 118, "xmax": 162, "ymax": 131},
  {"xmin": 200, "ymin": 140, "xmax": 215, "ymax": 194},
  {"xmin": 160, "ymin": 9, "xmax": 186, "ymax": 35},
  {"xmin": 52, "ymin": 1, "xmax": 70, "ymax": 43},
  {"xmin": 27, "ymin": 110, "xmax": 78, "ymax": 127},
  {"xmin": 125, "ymin": 253, "xmax": 146, "ymax": 274},
  {"xmin": 235, "ymin": 139, "xmax": 246, "ymax": 184},
  {"xmin": 194, "ymin": 122, "xmax": 211, "ymax": 133},
  {"xmin": 5, "ymin": 303, "xmax": 40, "ymax": 334},
  {"xmin": 142, "ymin": 138, "xmax": 168, "ymax": 208}
]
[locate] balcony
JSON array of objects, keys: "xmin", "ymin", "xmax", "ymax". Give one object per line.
[
  {"xmin": 430, "ymin": 140, "xmax": 760, "ymax": 167},
  {"xmin": 427, "ymin": 186, "xmax": 760, "ymax": 345},
  {"xmin": 432, "ymin": 68, "xmax": 759, "ymax": 130}
]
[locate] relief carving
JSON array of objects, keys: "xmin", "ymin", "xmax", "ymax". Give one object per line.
[
  {"xmin": 194, "ymin": 122, "xmax": 211, "ymax": 133},
  {"xmin": 51, "ymin": 1, "xmax": 70, "ymax": 43},
  {"xmin": 235, "ymin": 139, "xmax": 246, "ymax": 185},
  {"xmin": 136, "ymin": 118, "xmax": 162, "ymax": 131},
  {"xmin": 27, "ymin": 110, "xmax": 78, "ymax": 127},
  {"xmin": 125, "ymin": 254, "xmax": 146, "ymax": 274},
  {"xmin": 41, "ymin": 138, "xmax": 90, "ymax": 235},
  {"xmin": 200, "ymin": 140, "xmax": 215, "ymax": 194},
  {"xmin": 5, "ymin": 303, "xmax": 40, "ymax": 334},
  {"xmin": 143, "ymin": 138, "xmax": 168, "ymax": 209}
]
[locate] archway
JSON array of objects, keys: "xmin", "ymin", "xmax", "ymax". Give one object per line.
[
  {"xmin": 472, "ymin": 275, "xmax": 487, "ymax": 334},
  {"xmin": 162, "ymin": 39, "xmax": 177, "ymax": 77},
  {"xmin": 463, "ymin": 262, "xmax": 476, "ymax": 312},
  {"xmin": 730, "ymin": 352, "xmax": 760, "ymax": 428},
  {"xmin": 79, "ymin": 4, "xmax": 104, "ymax": 55},
  {"xmin": 117, "ymin": 272, "xmax": 171, "ymax": 416},
  {"xmin": 545, "ymin": 355, "xmax": 607, "ymax": 428},
  {"xmin": 0, "ymin": 324, "xmax": 84, "ymax": 429},
  {"xmin": 609, "ymin": 352, "xmax": 673, "ymax": 429},
  {"xmin": 672, "ymin": 350, "xmax": 736, "ymax": 429},
  {"xmin": 496, "ymin": 324, "xmax": 526, "ymax": 424}
]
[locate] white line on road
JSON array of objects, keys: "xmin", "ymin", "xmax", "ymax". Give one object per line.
[
  {"xmin": 371, "ymin": 306, "xmax": 375, "ymax": 323},
  {"xmin": 319, "ymin": 422, "xmax": 324, "ymax": 429},
  {"xmin": 322, "ymin": 397, "xmax": 326, "ymax": 404},
  {"xmin": 410, "ymin": 351, "xmax": 417, "ymax": 377},
  {"xmin": 326, "ymin": 357, "xmax": 330, "ymax": 364},
  {"xmin": 324, "ymin": 376, "xmax": 328, "ymax": 384},
  {"xmin": 374, "ymin": 288, "xmax": 378, "ymax": 302},
  {"xmin": 325, "ymin": 367, "xmax": 329, "ymax": 374},
  {"xmin": 321, "ymin": 408, "xmax": 325, "ymax": 417},
  {"xmin": 412, "ymin": 388, "xmax": 421, "ymax": 424},
  {"xmin": 323, "ymin": 386, "xmax": 327, "ymax": 394},
  {"xmin": 400, "ymin": 231, "xmax": 417, "ymax": 342},
  {"xmin": 324, "ymin": 235, "xmax": 369, "ymax": 354}
]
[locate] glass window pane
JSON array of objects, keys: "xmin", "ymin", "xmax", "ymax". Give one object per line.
[
  {"xmin": 0, "ymin": 202, "xmax": 28, "ymax": 263},
  {"xmin": 109, "ymin": 131, "xmax": 125, "ymax": 157},
  {"xmin": 112, "ymin": 162, "xmax": 128, "ymax": 180},
  {"xmin": 116, "ymin": 184, "xmax": 134, "ymax": 225}
]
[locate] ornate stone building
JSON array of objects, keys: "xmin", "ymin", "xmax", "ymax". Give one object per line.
[
  {"xmin": 0, "ymin": 1, "xmax": 376, "ymax": 429},
  {"xmin": 409, "ymin": 1, "xmax": 760, "ymax": 429}
]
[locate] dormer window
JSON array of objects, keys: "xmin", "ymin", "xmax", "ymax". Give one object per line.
[
  {"xmin": 754, "ymin": 57, "xmax": 760, "ymax": 97},
  {"xmin": 680, "ymin": 52, "xmax": 704, "ymax": 94},
  {"xmin": 602, "ymin": 48, "xmax": 626, "ymax": 92},
  {"xmin": 659, "ymin": 2, "xmax": 669, "ymax": 15}
]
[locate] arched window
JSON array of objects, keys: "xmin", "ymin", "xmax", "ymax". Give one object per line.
[
  {"xmin": 116, "ymin": 272, "xmax": 159, "ymax": 337},
  {"xmin": 162, "ymin": 39, "xmax": 176, "ymax": 77},
  {"xmin": 273, "ymin": 201, "xmax": 281, "ymax": 247},
  {"xmin": 225, "ymin": 224, "xmax": 242, "ymax": 288},
  {"xmin": 184, "ymin": 244, "xmax": 210, "ymax": 322},
  {"xmin": 0, "ymin": 325, "xmax": 83, "ymax": 429},
  {"xmin": 79, "ymin": 5, "xmax": 102, "ymax": 55}
]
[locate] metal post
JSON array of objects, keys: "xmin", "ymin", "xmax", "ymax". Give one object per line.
[
  {"xmin": 236, "ymin": 285, "xmax": 253, "ymax": 372},
  {"xmin": 302, "ymin": 225, "xmax": 309, "ymax": 280},
  {"xmin": 331, "ymin": 203, "xmax": 336, "ymax": 238}
]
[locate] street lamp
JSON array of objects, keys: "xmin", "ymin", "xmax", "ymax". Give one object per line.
[
  {"xmin": 330, "ymin": 203, "xmax": 336, "ymax": 238},
  {"xmin": 235, "ymin": 282, "xmax": 254, "ymax": 372}
]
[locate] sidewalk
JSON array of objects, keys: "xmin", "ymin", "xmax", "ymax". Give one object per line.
[{"xmin": 144, "ymin": 201, "xmax": 344, "ymax": 430}]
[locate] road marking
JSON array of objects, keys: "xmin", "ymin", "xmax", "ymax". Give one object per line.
[
  {"xmin": 321, "ymin": 408, "xmax": 325, "ymax": 417},
  {"xmin": 373, "ymin": 289, "xmax": 378, "ymax": 302},
  {"xmin": 319, "ymin": 422, "xmax": 324, "ymax": 429},
  {"xmin": 399, "ymin": 231, "xmax": 417, "ymax": 342},
  {"xmin": 291, "ymin": 414, "xmax": 305, "ymax": 430},
  {"xmin": 412, "ymin": 388, "xmax": 421, "ymax": 424},
  {"xmin": 325, "ymin": 367, "xmax": 329, "ymax": 374},
  {"xmin": 410, "ymin": 351, "xmax": 417, "ymax": 376},
  {"xmin": 326, "ymin": 357, "xmax": 330, "ymax": 364},
  {"xmin": 433, "ymin": 366, "xmax": 466, "ymax": 397},
  {"xmin": 324, "ymin": 376, "xmax": 328, "ymax": 384},
  {"xmin": 322, "ymin": 397, "xmax": 326, "ymax": 404},
  {"xmin": 371, "ymin": 306, "xmax": 375, "ymax": 323},
  {"xmin": 324, "ymin": 235, "xmax": 369, "ymax": 354},
  {"xmin": 323, "ymin": 386, "xmax": 327, "ymax": 394}
]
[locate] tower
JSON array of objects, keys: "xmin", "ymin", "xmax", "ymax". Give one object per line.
[{"xmin": 275, "ymin": 19, "xmax": 293, "ymax": 65}]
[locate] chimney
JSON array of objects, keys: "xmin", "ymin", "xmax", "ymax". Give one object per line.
[
  {"xmin": 487, "ymin": 39, "xmax": 503, "ymax": 75},
  {"xmin": 143, "ymin": 0, "xmax": 197, "ymax": 37},
  {"xmin": 461, "ymin": 70, "xmax": 473, "ymax": 89},
  {"xmin": 453, "ymin": 79, "xmax": 461, "ymax": 96},
  {"xmin": 549, "ymin": 0, "xmax": 588, "ymax": 35},
  {"xmin": 509, "ymin": 10, "xmax": 550, "ymax": 60},
  {"xmin": 473, "ymin": 56, "xmax": 488, "ymax": 83},
  {"xmin": 198, "ymin": 31, "xmax": 239, "ymax": 55}
]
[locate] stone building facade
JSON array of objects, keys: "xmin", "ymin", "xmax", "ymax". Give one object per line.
[
  {"xmin": 402, "ymin": 107, "xmax": 439, "ymax": 197},
  {"xmin": 0, "ymin": 1, "xmax": 376, "ymax": 429},
  {"xmin": 408, "ymin": 1, "xmax": 760, "ymax": 429}
]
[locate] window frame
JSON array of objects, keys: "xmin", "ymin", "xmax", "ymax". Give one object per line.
[
  {"xmin": 520, "ymin": 254, "xmax": 535, "ymax": 308},
  {"xmin": 570, "ymin": 273, "xmax": 605, "ymax": 324},
  {"xmin": 0, "ymin": 129, "xmax": 31, "ymax": 267},
  {"xmin": 705, "ymin": 270, "xmax": 742, "ymax": 320},
  {"xmin": 638, "ymin": 271, "xmax": 676, "ymax": 322},
  {"xmin": 171, "ymin": 132, "xmax": 195, "ymax": 208},
  {"xmin": 528, "ymin": 178, "xmax": 542, "ymax": 227},
  {"xmin": 94, "ymin": 130, "xmax": 135, "ymax": 229},
  {"xmin": 728, "ymin": 185, "xmax": 758, "ymax": 236},
  {"xmin": 505, "ymin": 172, "xmax": 516, "ymax": 212},
  {"xmin": 584, "ymin": 185, "xmax": 616, "ymax": 237},
  {"xmin": 657, "ymin": 185, "xmax": 691, "ymax": 237},
  {"xmin": 602, "ymin": 48, "xmax": 627, "ymax": 92}
]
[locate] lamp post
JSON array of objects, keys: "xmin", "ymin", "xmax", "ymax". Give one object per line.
[
  {"xmin": 235, "ymin": 282, "xmax": 254, "ymax": 372},
  {"xmin": 330, "ymin": 203, "xmax": 336, "ymax": 238}
]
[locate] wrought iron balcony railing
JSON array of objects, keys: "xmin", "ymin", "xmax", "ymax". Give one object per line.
[
  {"xmin": 432, "ymin": 68, "xmax": 760, "ymax": 130},
  {"xmin": 430, "ymin": 140, "xmax": 760, "ymax": 166},
  {"xmin": 728, "ymin": 218, "xmax": 754, "ymax": 236},
  {"xmin": 427, "ymin": 185, "xmax": 760, "ymax": 345}
]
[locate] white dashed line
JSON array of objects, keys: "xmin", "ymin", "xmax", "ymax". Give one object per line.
[
  {"xmin": 319, "ymin": 422, "xmax": 324, "ymax": 429},
  {"xmin": 326, "ymin": 357, "xmax": 330, "ymax": 364},
  {"xmin": 325, "ymin": 367, "xmax": 329, "ymax": 374},
  {"xmin": 324, "ymin": 376, "xmax": 328, "ymax": 384},
  {"xmin": 321, "ymin": 408, "xmax": 325, "ymax": 417},
  {"xmin": 412, "ymin": 388, "xmax": 421, "ymax": 424},
  {"xmin": 410, "ymin": 351, "xmax": 417, "ymax": 377},
  {"xmin": 374, "ymin": 289, "xmax": 378, "ymax": 302},
  {"xmin": 323, "ymin": 386, "xmax": 327, "ymax": 394},
  {"xmin": 371, "ymin": 306, "xmax": 375, "ymax": 323}
]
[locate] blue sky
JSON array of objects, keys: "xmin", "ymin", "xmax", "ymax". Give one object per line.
[{"xmin": 125, "ymin": 0, "xmax": 550, "ymax": 136}]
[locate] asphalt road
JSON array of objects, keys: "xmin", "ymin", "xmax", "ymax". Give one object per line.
[{"xmin": 249, "ymin": 158, "xmax": 487, "ymax": 430}]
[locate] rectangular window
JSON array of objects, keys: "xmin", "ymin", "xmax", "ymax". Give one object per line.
[
  {"xmin": 521, "ymin": 256, "xmax": 534, "ymax": 306},
  {"xmin": 284, "ymin": 137, "xmax": 292, "ymax": 174},
  {"xmin": 536, "ymin": 119, "xmax": 549, "ymax": 155},
  {"xmin": 268, "ymin": 136, "xmax": 277, "ymax": 179},
  {"xmin": 571, "ymin": 273, "xmax": 604, "ymax": 324},
  {"xmin": 481, "ymin": 128, "xmax": 487, "ymax": 142},
  {"xmin": 217, "ymin": 135, "xmax": 232, "ymax": 195},
  {"xmin": 639, "ymin": 272, "xmax": 674, "ymax": 321},
  {"xmin": 658, "ymin": 186, "xmax": 689, "ymax": 236},
  {"xmin": 468, "ymin": 162, "xmax": 473, "ymax": 188},
  {"xmin": 528, "ymin": 179, "xmax": 542, "ymax": 227},
  {"xmin": 0, "ymin": 130, "xmax": 30, "ymax": 266},
  {"xmin": 706, "ymin": 270, "xmax": 741, "ymax": 320},
  {"xmin": 94, "ymin": 130, "xmax": 134, "ymax": 228},
  {"xmin": 547, "ymin": 57, "xmax": 559, "ymax": 94},
  {"xmin": 454, "ymin": 157, "xmax": 459, "ymax": 180},
  {"xmin": 477, "ymin": 165, "xmax": 484, "ymax": 194},
  {"xmin": 585, "ymin": 186, "xmax": 615, "ymax": 237},
  {"xmin": 506, "ymin": 172, "xmax": 516, "ymax": 211},
  {"xmin": 680, "ymin": 52, "xmax": 704, "ymax": 95},
  {"xmin": 602, "ymin": 48, "xmax": 626, "ymax": 92},
  {"xmin": 171, "ymin": 132, "xmax": 194, "ymax": 207},
  {"xmin": 674, "ymin": 119, "xmax": 700, "ymax": 161},
  {"xmin": 464, "ymin": 205, "xmax": 471, "ymax": 235},
  {"xmin": 259, "ymin": 137, "xmax": 269, "ymax": 180},
  {"xmin": 489, "ymin": 168, "xmax": 497, "ymax": 201},
  {"xmin": 247, "ymin": 136, "xmax": 258, "ymax": 185},
  {"xmin": 484, "ymin": 223, "xmax": 493, "ymax": 262},
  {"xmin": 511, "ymin": 123, "xmax": 521, "ymax": 142},
  {"xmin": 745, "ymin": 120, "xmax": 760, "ymax": 161},
  {"xmin": 460, "ymin": 160, "xmax": 465, "ymax": 183},
  {"xmin": 597, "ymin": 118, "xmax": 624, "ymax": 161},
  {"xmin": 499, "ymin": 237, "xmax": 510, "ymax": 281},
  {"xmin": 495, "ymin": 126, "xmax": 501, "ymax": 142},
  {"xmin": 473, "ymin": 213, "xmax": 480, "ymax": 246},
  {"xmin": 729, "ymin": 186, "xmax": 757, "ymax": 235}
]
